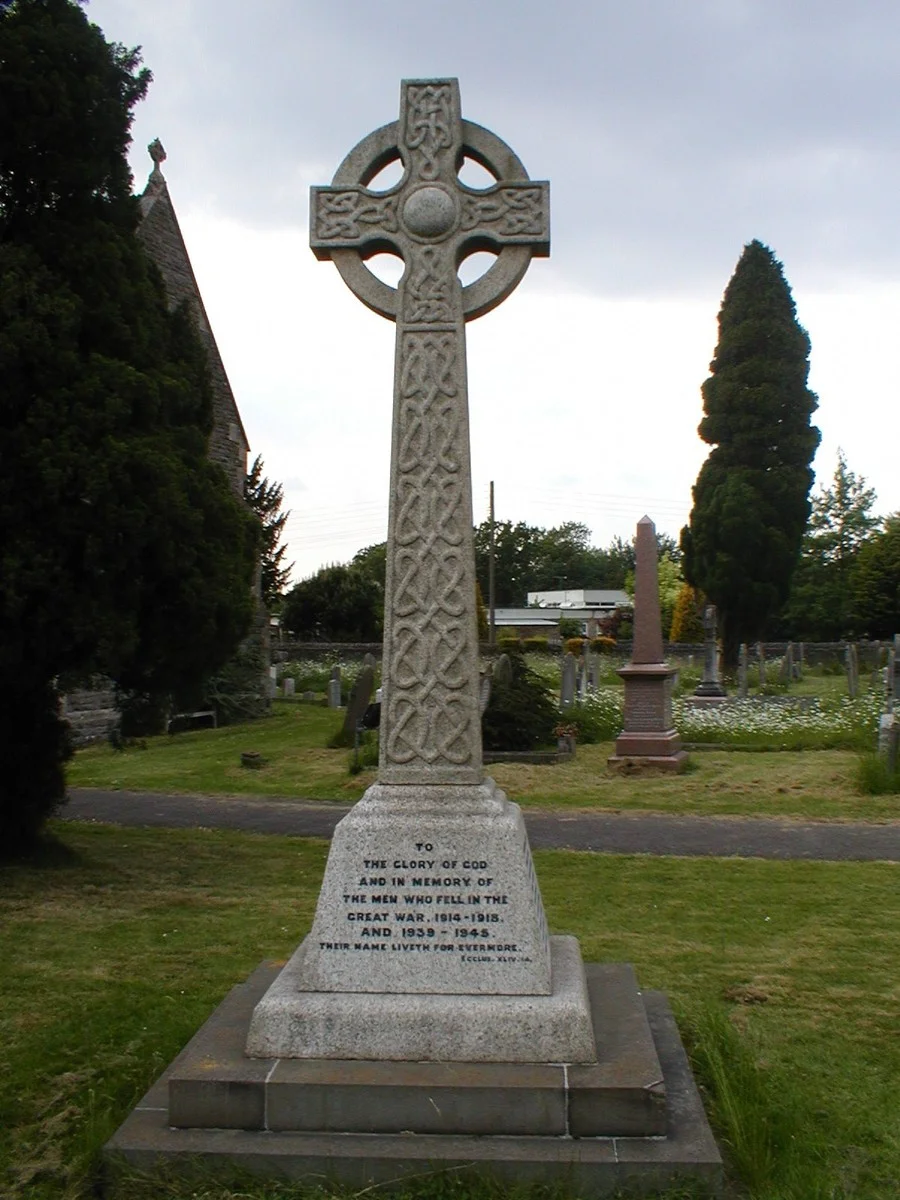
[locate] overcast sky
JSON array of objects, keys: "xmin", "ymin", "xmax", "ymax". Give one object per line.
[{"xmin": 88, "ymin": 0, "xmax": 900, "ymax": 582}]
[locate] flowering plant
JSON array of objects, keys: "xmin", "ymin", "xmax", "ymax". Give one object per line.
[{"xmin": 554, "ymin": 722, "xmax": 578, "ymax": 739}]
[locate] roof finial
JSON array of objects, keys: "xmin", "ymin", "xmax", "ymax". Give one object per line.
[{"xmin": 148, "ymin": 138, "xmax": 167, "ymax": 167}]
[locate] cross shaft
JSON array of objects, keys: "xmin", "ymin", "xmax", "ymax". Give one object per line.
[{"xmin": 311, "ymin": 79, "xmax": 549, "ymax": 785}]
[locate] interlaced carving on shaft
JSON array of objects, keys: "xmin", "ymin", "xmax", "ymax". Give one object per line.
[
  {"xmin": 404, "ymin": 246, "xmax": 454, "ymax": 324},
  {"xmin": 385, "ymin": 330, "xmax": 476, "ymax": 770},
  {"xmin": 405, "ymin": 84, "xmax": 453, "ymax": 181}
]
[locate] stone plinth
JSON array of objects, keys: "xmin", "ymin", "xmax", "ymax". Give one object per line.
[
  {"xmin": 245, "ymin": 779, "xmax": 597, "ymax": 1063},
  {"xmin": 247, "ymin": 935, "xmax": 595, "ymax": 1063},
  {"xmin": 281, "ymin": 779, "xmax": 551, "ymax": 997},
  {"xmin": 105, "ymin": 960, "xmax": 723, "ymax": 1194}
]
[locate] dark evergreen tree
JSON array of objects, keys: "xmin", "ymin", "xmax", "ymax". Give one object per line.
[
  {"xmin": 681, "ymin": 240, "xmax": 820, "ymax": 662},
  {"xmin": 245, "ymin": 455, "xmax": 292, "ymax": 608},
  {"xmin": 0, "ymin": 0, "xmax": 258, "ymax": 852},
  {"xmin": 281, "ymin": 565, "xmax": 383, "ymax": 642},
  {"xmin": 481, "ymin": 649, "xmax": 557, "ymax": 752}
]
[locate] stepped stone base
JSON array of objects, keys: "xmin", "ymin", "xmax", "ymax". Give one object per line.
[
  {"xmin": 246, "ymin": 935, "xmax": 596, "ymax": 1063},
  {"xmin": 105, "ymin": 960, "xmax": 722, "ymax": 1195}
]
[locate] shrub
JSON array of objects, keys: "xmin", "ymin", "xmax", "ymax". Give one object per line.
[
  {"xmin": 482, "ymin": 649, "xmax": 557, "ymax": 750},
  {"xmin": 497, "ymin": 634, "xmax": 521, "ymax": 652},
  {"xmin": 558, "ymin": 616, "xmax": 583, "ymax": 640},
  {"xmin": 522, "ymin": 636, "xmax": 550, "ymax": 654},
  {"xmin": 590, "ymin": 635, "xmax": 617, "ymax": 653},
  {"xmin": 0, "ymin": 684, "xmax": 72, "ymax": 857},
  {"xmin": 564, "ymin": 637, "xmax": 586, "ymax": 656}
]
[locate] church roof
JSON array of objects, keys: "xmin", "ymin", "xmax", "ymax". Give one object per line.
[{"xmin": 137, "ymin": 140, "xmax": 249, "ymax": 493}]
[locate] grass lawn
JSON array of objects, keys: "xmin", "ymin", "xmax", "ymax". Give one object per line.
[
  {"xmin": 2, "ymin": 822, "xmax": 899, "ymax": 1199},
  {"xmin": 66, "ymin": 700, "xmax": 900, "ymax": 822}
]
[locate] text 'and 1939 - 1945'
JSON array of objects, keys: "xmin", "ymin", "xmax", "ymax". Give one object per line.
[{"xmin": 318, "ymin": 842, "xmax": 532, "ymax": 966}]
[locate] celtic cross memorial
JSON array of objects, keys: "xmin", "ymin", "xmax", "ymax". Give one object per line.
[
  {"xmin": 247, "ymin": 80, "xmax": 596, "ymax": 1063},
  {"xmin": 311, "ymin": 77, "xmax": 548, "ymax": 785}
]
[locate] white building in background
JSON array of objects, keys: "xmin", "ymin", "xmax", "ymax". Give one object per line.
[
  {"xmin": 526, "ymin": 589, "xmax": 631, "ymax": 611},
  {"xmin": 495, "ymin": 589, "xmax": 632, "ymax": 640}
]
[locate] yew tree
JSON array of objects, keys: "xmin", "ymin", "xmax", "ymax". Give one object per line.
[
  {"xmin": 681, "ymin": 240, "xmax": 820, "ymax": 662},
  {"xmin": 0, "ymin": 0, "xmax": 258, "ymax": 852}
]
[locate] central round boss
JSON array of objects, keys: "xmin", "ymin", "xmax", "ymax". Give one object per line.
[{"xmin": 401, "ymin": 186, "xmax": 457, "ymax": 238}]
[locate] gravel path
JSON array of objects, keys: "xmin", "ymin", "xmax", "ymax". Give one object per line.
[{"xmin": 63, "ymin": 788, "xmax": 900, "ymax": 862}]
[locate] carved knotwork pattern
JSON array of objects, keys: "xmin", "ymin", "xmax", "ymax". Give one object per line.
[
  {"xmin": 403, "ymin": 245, "xmax": 455, "ymax": 323},
  {"xmin": 315, "ymin": 190, "xmax": 398, "ymax": 242},
  {"xmin": 460, "ymin": 188, "xmax": 545, "ymax": 237},
  {"xmin": 405, "ymin": 83, "xmax": 453, "ymax": 182},
  {"xmin": 385, "ymin": 330, "xmax": 476, "ymax": 768}
]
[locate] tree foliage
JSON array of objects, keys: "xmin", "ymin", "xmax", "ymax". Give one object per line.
[
  {"xmin": 669, "ymin": 584, "xmax": 706, "ymax": 643},
  {"xmin": 245, "ymin": 455, "xmax": 292, "ymax": 608},
  {"xmin": 780, "ymin": 451, "xmax": 881, "ymax": 640},
  {"xmin": 0, "ymin": 0, "xmax": 257, "ymax": 851},
  {"xmin": 281, "ymin": 565, "xmax": 383, "ymax": 642},
  {"xmin": 473, "ymin": 520, "xmax": 644, "ymax": 606},
  {"xmin": 850, "ymin": 516, "xmax": 900, "ymax": 639},
  {"xmin": 681, "ymin": 240, "xmax": 820, "ymax": 661}
]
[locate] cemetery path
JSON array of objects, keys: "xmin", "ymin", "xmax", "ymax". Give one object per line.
[{"xmin": 63, "ymin": 788, "xmax": 900, "ymax": 862}]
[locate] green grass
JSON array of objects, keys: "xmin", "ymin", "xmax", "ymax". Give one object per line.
[
  {"xmin": 2, "ymin": 823, "xmax": 899, "ymax": 1198},
  {"xmin": 67, "ymin": 701, "xmax": 368, "ymax": 800},
  {"xmin": 67, "ymin": 700, "xmax": 900, "ymax": 821}
]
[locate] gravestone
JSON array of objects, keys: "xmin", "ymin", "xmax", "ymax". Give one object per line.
[
  {"xmin": 585, "ymin": 645, "xmax": 597, "ymax": 690},
  {"xmin": 268, "ymin": 663, "xmax": 278, "ymax": 699},
  {"xmin": 738, "ymin": 643, "xmax": 749, "ymax": 699},
  {"xmin": 846, "ymin": 642, "xmax": 859, "ymax": 700},
  {"xmin": 282, "ymin": 676, "xmax": 295, "ymax": 697},
  {"xmin": 108, "ymin": 79, "xmax": 720, "ymax": 1195},
  {"xmin": 878, "ymin": 713, "xmax": 898, "ymax": 771},
  {"xmin": 693, "ymin": 604, "xmax": 726, "ymax": 698},
  {"xmin": 493, "ymin": 652, "xmax": 513, "ymax": 687},
  {"xmin": 609, "ymin": 517, "xmax": 687, "ymax": 771},
  {"xmin": 363, "ymin": 652, "xmax": 377, "ymax": 670},
  {"xmin": 338, "ymin": 665, "xmax": 375, "ymax": 743},
  {"xmin": 327, "ymin": 665, "xmax": 342, "ymax": 708},
  {"xmin": 757, "ymin": 642, "xmax": 767, "ymax": 690},
  {"xmin": 779, "ymin": 642, "xmax": 794, "ymax": 686},
  {"xmin": 560, "ymin": 651, "xmax": 577, "ymax": 708}
]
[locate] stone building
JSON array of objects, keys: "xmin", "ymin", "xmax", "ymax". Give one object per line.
[{"xmin": 137, "ymin": 139, "xmax": 249, "ymax": 494}]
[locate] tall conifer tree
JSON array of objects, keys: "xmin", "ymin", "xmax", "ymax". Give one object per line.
[
  {"xmin": 681, "ymin": 240, "xmax": 820, "ymax": 661},
  {"xmin": 0, "ymin": 0, "xmax": 258, "ymax": 852}
]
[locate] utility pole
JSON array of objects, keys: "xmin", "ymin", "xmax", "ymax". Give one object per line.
[{"xmin": 488, "ymin": 480, "xmax": 496, "ymax": 645}]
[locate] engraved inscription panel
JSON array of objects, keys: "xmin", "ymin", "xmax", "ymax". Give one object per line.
[
  {"xmin": 624, "ymin": 679, "xmax": 672, "ymax": 732},
  {"xmin": 305, "ymin": 818, "xmax": 552, "ymax": 994}
]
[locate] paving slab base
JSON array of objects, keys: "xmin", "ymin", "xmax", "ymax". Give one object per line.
[{"xmin": 105, "ymin": 961, "xmax": 722, "ymax": 1195}]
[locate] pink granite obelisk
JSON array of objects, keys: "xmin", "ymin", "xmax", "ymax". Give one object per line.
[{"xmin": 608, "ymin": 516, "xmax": 687, "ymax": 772}]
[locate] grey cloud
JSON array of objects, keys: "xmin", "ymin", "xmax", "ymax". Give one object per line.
[{"xmin": 96, "ymin": 0, "xmax": 900, "ymax": 296}]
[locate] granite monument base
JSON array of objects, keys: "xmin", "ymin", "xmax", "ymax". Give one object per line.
[
  {"xmin": 608, "ymin": 730, "xmax": 688, "ymax": 774},
  {"xmin": 105, "ymin": 961, "xmax": 722, "ymax": 1196},
  {"xmin": 247, "ymin": 935, "xmax": 596, "ymax": 1062}
]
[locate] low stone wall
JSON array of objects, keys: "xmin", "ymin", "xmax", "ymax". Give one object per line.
[{"xmin": 61, "ymin": 680, "xmax": 119, "ymax": 746}]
